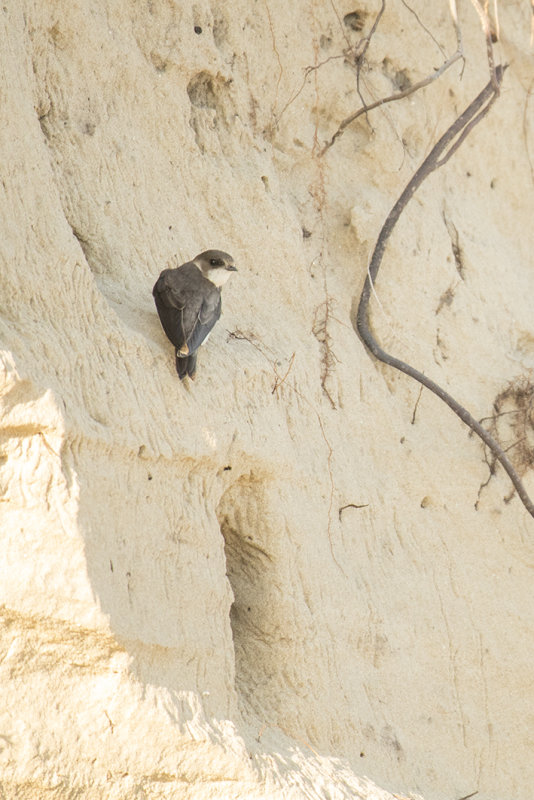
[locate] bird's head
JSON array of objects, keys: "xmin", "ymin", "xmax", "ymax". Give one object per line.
[{"xmin": 194, "ymin": 250, "xmax": 237, "ymax": 287}]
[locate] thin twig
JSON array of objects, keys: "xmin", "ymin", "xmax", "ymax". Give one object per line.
[
  {"xmin": 273, "ymin": 55, "xmax": 346, "ymax": 128},
  {"xmin": 328, "ymin": 0, "xmax": 352, "ymax": 50},
  {"xmin": 449, "ymin": 0, "xmax": 465, "ymax": 74},
  {"xmin": 468, "ymin": 0, "xmax": 498, "ymax": 86},
  {"xmin": 355, "ymin": 0, "xmax": 386, "ymax": 107},
  {"xmin": 262, "ymin": 0, "xmax": 283, "ymax": 115},
  {"xmin": 493, "ymin": 0, "xmax": 500, "ymax": 42},
  {"xmin": 411, "ymin": 385, "xmax": 424, "ymax": 425},
  {"xmin": 400, "ymin": 0, "xmax": 447, "ymax": 57},
  {"xmin": 321, "ymin": 49, "xmax": 463, "ymax": 154},
  {"xmin": 356, "ymin": 65, "xmax": 534, "ymax": 520},
  {"xmin": 339, "ymin": 503, "xmax": 369, "ymax": 519},
  {"xmin": 272, "ymin": 352, "xmax": 296, "ymax": 394},
  {"xmin": 228, "ymin": 329, "xmax": 291, "ymax": 394},
  {"xmin": 312, "ymin": 297, "xmax": 338, "ymax": 409}
]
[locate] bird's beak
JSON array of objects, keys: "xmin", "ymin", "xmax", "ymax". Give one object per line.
[{"xmin": 226, "ymin": 264, "xmax": 238, "ymax": 272}]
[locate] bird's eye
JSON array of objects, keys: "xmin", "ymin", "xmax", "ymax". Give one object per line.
[{"xmin": 210, "ymin": 258, "xmax": 223, "ymax": 267}]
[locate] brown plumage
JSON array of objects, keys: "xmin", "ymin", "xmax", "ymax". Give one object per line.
[{"xmin": 153, "ymin": 250, "xmax": 237, "ymax": 379}]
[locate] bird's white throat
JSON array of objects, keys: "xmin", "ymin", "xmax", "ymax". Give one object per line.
[{"xmin": 203, "ymin": 268, "xmax": 234, "ymax": 288}]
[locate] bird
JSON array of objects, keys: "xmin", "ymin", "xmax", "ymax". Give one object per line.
[{"xmin": 153, "ymin": 249, "xmax": 237, "ymax": 380}]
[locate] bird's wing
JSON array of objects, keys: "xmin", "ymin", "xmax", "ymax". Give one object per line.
[
  {"xmin": 153, "ymin": 268, "xmax": 190, "ymax": 310},
  {"xmin": 153, "ymin": 264, "xmax": 221, "ymax": 354},
  {"xmin": 186, "ymin": 291, "xmax": 222, "ymax": 353}
]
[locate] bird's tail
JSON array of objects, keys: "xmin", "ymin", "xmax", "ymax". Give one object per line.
[{"xmin": 175, "ymin": 350, "xmax": 197, "ymax": 380}]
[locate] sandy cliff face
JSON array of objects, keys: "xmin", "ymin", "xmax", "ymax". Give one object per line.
[{"xmin": 1, "ymin": 1, "xmax": 533, "ymax": 798}]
